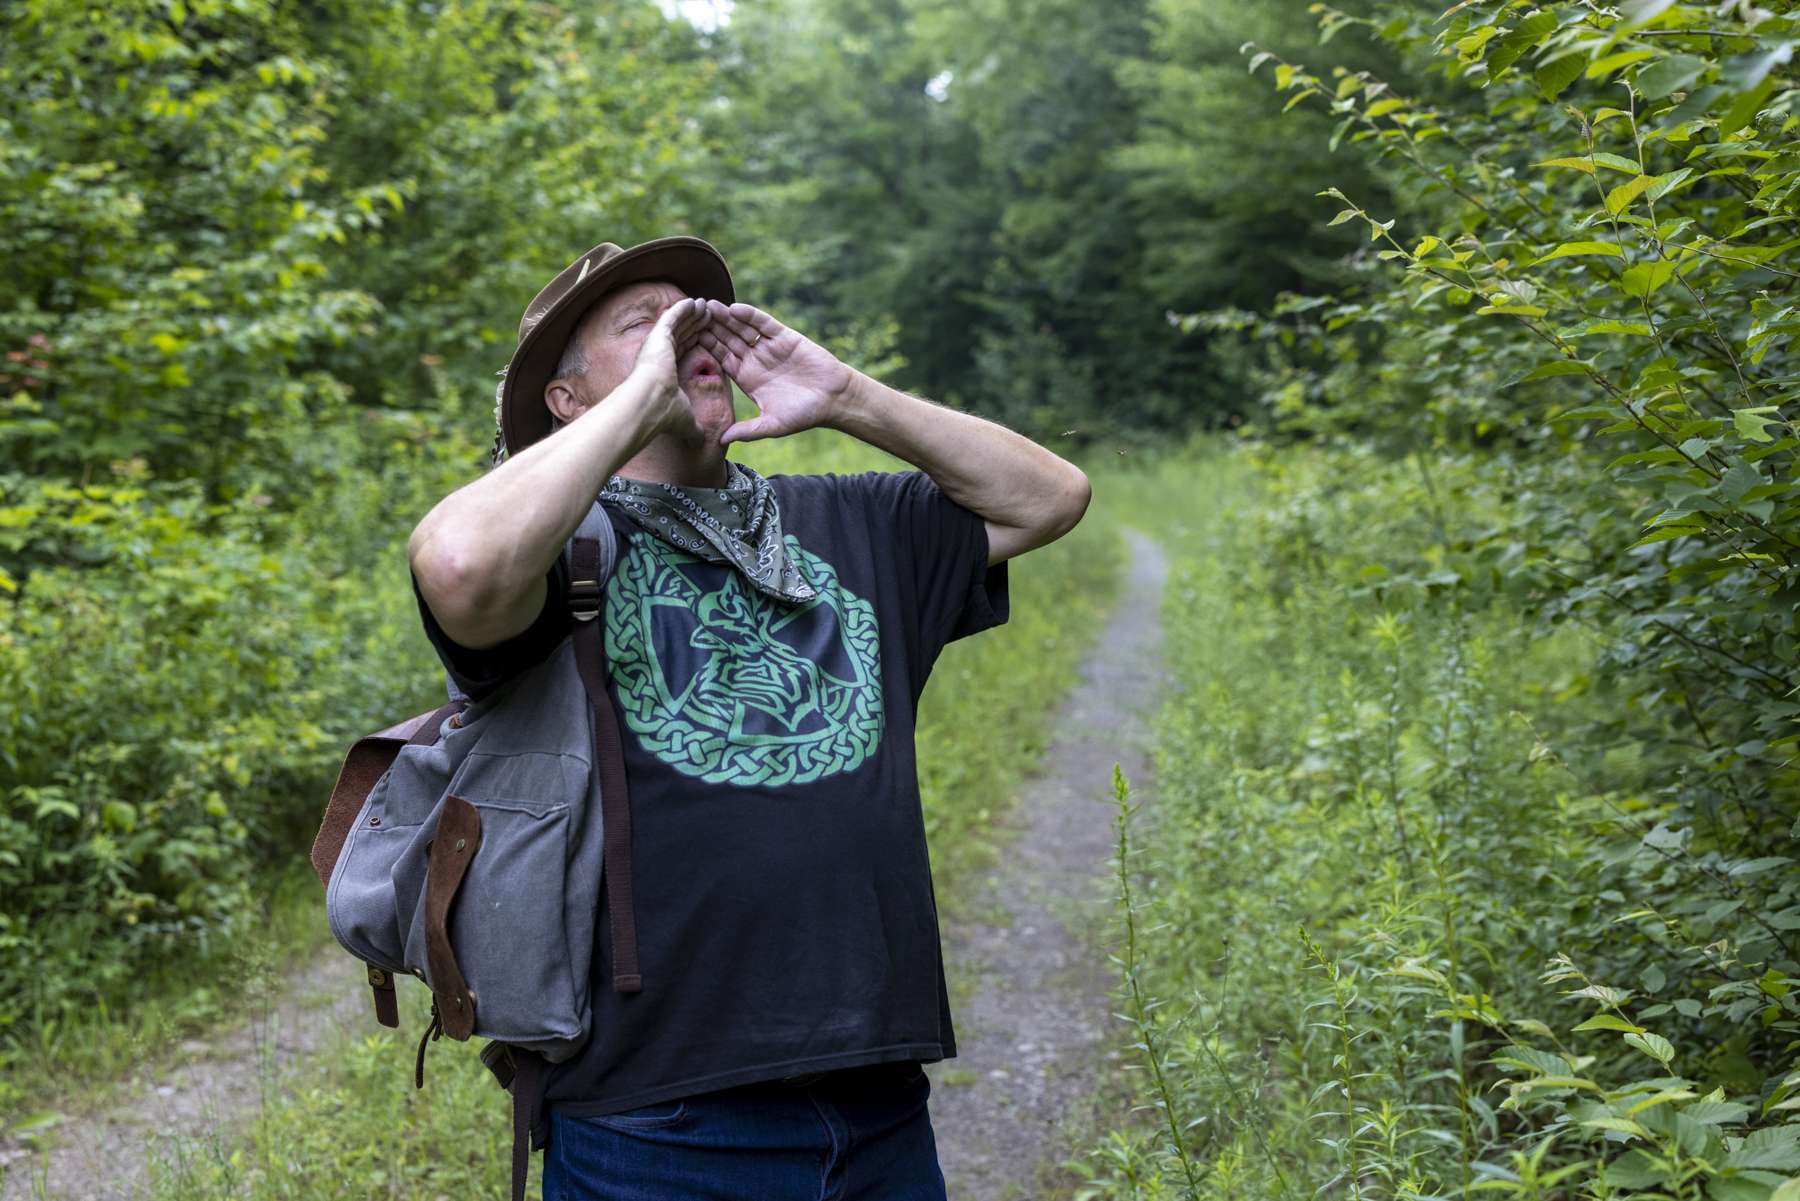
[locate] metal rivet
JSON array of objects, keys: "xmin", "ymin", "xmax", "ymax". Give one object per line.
[
  {"xmin": 454, "ymin": 996, "xmax": 463, "ymax": 1009},
  {"xmin": 368, "ymin": 816, "xmax": 381, "ymax": 827},
  {"xmin": 455, "ymin": 838, "xmax": 467, "ymax": 852}
]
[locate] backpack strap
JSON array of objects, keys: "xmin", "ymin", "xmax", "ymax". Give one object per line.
[
  {"xmin": 490, "ymin": 504, "xmax": 634, "ymax": 1201},
  {"xmin": 566, "ymin": 502, "xmax": 642, "ymax": 994}
]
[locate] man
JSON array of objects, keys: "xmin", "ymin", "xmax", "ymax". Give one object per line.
[{"xmin": 407, "ymin": 236, "xmax": 1090, "ymax": 1199}]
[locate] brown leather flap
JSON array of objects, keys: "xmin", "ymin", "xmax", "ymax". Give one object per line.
[
  {"xmin": 310, "ymin": 701, "xmax": 461, "ymax": 887},
  {"xmin": 425, "ymin": 795, "xmax": 482, "ymax": 1040}
]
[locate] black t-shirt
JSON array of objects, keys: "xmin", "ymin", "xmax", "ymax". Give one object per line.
[{"xmin": 411, "ymin": 469, "xmax": 1010, "ymax": 1114}]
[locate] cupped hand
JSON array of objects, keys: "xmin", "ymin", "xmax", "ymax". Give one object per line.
[
  {"xmin": 696, "ymin": 302, "xmax": 855, "ymax": 445},
  {"xmin": 629, "ymin": 297, "xmax": 712, "ymax": 438}
]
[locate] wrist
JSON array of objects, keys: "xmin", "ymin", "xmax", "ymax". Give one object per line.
[{"xmin": 821, "ymin": 368, "xmax": 874, "ymax": 434}]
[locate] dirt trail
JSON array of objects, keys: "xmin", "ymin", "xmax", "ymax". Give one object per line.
[
  {"xmin": 0, "ymin": 527, "xmax": 1169, "ymax": 1201},
  {"xmin": 927, "ymin": 528, "xmax": 1170, "ymax": 1200}
]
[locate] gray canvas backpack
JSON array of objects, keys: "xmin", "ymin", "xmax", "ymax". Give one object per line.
[{"xmin": 310, "ymin": 502, "xmax": 640, "ymax": 1201}]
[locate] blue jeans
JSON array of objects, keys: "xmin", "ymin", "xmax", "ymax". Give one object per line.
[{"xmin": 542, "ymin": 1061, "xmax": 948, "ymax": 1201}]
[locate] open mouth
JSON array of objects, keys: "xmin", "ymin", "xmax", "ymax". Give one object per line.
[{"xmin": 683, "ymin": 350, "xmax": 724, "ymax": 386}]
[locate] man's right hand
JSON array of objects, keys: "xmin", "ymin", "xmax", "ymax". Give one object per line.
[
  {"xmin": 410, "ymin": 297, "xmax": 715, "ymax": 652},
  {"xmin": 627, "ymin": 297, "xmax": 712, "ymax": 440}
]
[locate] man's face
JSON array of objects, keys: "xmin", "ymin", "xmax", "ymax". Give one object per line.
[{"xmin": 550, "ymin": 278, "xmax": 732, "ymax": 448}]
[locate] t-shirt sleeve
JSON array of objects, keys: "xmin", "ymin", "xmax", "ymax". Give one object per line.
[
  {"xmin": 850, "ymin": 469, "xmax": 1010, "ymax": 659},
  {"xmin": 412, "ymin": 554, "xmax": 573, "ymax": 703}
]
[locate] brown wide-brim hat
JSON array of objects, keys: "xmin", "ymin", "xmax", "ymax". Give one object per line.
[{"xmin": 496, "ymin": 236, "xmax": 734, "ymax": 459}]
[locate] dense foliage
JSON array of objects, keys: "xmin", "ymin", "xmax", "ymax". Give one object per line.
[
  {"xmin": 6, "ymin": 0, "xmax": 1798, "ymax": 1196},
  {"xmin": 0, "ymin": 0, "xmax": 723, "ymax": 1081},
  {"xmin": 710, "ymin": 0, "xmax": 1407, "ymax": 441},
  {"xmin": 1089, "ymin": 3, "xmax": 1799, "ymax": 1199}
]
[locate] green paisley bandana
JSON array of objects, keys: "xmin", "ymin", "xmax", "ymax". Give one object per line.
[{"xmin": 599, "ymin": 460, "xmax": 819, "ymax": 605}]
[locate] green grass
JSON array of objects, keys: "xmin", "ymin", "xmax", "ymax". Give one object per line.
[
  {"xmin": 0, "ymin": 867, "xmax": 332, "ymax": 1135},
  {"xmin": 1066, "ymin": 438, "xmax": 1789, "ymax": 1201},
  {"xmin": 7, "ymin": 425, "xmax": 1127, "ymax": 1200}
]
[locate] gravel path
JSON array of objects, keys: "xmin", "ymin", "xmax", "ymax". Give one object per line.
[
  {"xmin": 0, "ymin": 527, "xmax": 1170, "ymax": 1201},
  {"xmin": 927, "ymin": 528, "xmax": 1170, "ymax": 1200}
]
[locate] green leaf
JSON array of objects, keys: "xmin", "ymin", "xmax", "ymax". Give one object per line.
[
  {"xmin": 1513, "ymin": 359, "xmax": 1592, "ymax": 384},
  {"xmin": 1635, "ymin": 53, "xmax": 1709, "ymax": 98},
  {"xmin": 1646, "ymin": 168, "xmax": 1694, "ymax": 202},
  {"xmin": 1582, "ymin": 1116, "xmax": 1652, "ymax": 1139},
  {"xmin": 1724, "ymin": 1125, "xmax": 1800, "ymax": 1172},
  {"xmin": 1605, "ymin": 1150, "xmax": 1667, "ymax": 1189},
  {"xmin": 1619, "ymin": 0, "xmax": 1677, "ymax": 27},
  {"xmin": 1536, "ymin": 53, "xmax": 1585, "ymax": 100},
  {"xmin": 1723, "ymin": 43, "xmax": 1795, "ymax": 93},
  {"xmin": 1537, "ymin": 155, "xmax": 1597, "ymax": 174},
  {"xmin": 1621, "ymin": 260, "xmax": 1678, "ymax": 297},
  {"xmin": 1606, "ymin": 173, "xmax": 1656, "ymax": 215},
  {"xmin": 1734, "ymin": 406, "xmax": 1782, "ymax": 442},
  {"xmin": 1719, "ymin": 461, "xmax": 1765, "ymax": 503},
  {"xmin": 1487, "ymin": 11, "xmax": 1559, "ymax": 80},
  {"xmin": 1573, "ymin": 1013, "xmax": 1645, "ymax": 1033},
  {"xmin": 1534, "ymin": 241, "xmax": 1624, "ymax": 263},
  {"xmin": 1590, "ymin": 152, "xmax": 1643, "ymax": 175},
  {"xmin": 1625, "ymin": 1031, "xmax": 1676, "ymax": 1064},
  {"xmin": 1630, "ymin": 524, "xmax": 1704, "ymax": 547},
  {"xmin": 1721, "ymin": 79, "xmax": 1775, "ymax": 137},
  {"xmin": 1588, "ymin": 49, "xmax": 1656, "ymax": 81},
  {"xmin": 1562, "ymin": 318, "xmax": 1653, "ymax": 337},
  {"xmin": 1478, "ymin": 304, "xmax": 1548, "ymax": 317}
]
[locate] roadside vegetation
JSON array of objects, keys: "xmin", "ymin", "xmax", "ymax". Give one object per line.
[
  {"xmin": 1080, "ymin": 2, "xmax": 1798, "ymax": 1198},
  {"xmin": 4, "ymin": 0, "xmax": 1795, "ymax": 1197}
]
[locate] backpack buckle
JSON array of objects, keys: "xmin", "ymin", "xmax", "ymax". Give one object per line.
[{"xmin": 567, "ymin": 577, "xmax": 601, "ymax": 622}]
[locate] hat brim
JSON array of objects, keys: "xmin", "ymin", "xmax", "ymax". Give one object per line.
[{"xmin": 500, "ymin": 236, "xmax": 735, "ymax": 457}]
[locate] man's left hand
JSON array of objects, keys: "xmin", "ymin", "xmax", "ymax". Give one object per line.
[{"xmin": 698, "ymin": 301, "xmax": 855, "ymax": 445}]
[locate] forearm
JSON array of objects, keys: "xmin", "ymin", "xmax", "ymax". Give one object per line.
[
  {"xmin": 825, "ymin": 369, "xmax": 1089, "ymax": 539},
  {"xmin": 408, "ymin": 372, "xmax": 660, "ymax": 647}
]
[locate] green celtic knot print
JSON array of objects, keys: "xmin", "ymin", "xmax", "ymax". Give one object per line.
[{"xmin": 604, "ymin": 534, "xmax": 885, "ymax": 786}]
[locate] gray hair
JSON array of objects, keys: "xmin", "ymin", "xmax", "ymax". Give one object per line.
[
  {"xmin": 554, "ymin": 336, "xmax": 589, "ymax": 381},
  {"xmin": 490, "ymin": 304, "xmax": 602, "ymax": 464},
  {"xmin": 554, "ymin": 302, "xmax": 607, "ymax": 382}
]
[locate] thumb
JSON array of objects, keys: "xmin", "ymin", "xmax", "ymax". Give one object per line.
[{"xmin": 718, "ymin": 414, "xmax": 783, "ymax": 446}]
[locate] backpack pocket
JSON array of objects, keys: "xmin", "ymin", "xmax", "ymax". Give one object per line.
[{"xmin": 416, "ymin": 794, "xmax": 586, "ymax": 1049}]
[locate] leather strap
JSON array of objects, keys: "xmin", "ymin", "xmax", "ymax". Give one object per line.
[
  {"xmin": 311, "ymin": 700, "xmax": 463, "ymax": 887},
  {"xmin": 507, "ymin": 1048, "xmax": 551, "ymax": 1201},
  {"xmin": 423, "ymin": 795, "xmax": 482, "ymax": 1039},
  {"xmin": 571, "ymin": 531, "xmax": 642, "ymax": 994},
  {"xmin": 313, "ymin": 698, "xmax": 463, "ymax": 1029},
  {"xmin": 366, "ymin": 965, "xmax": 399, "ymax": 1029}
]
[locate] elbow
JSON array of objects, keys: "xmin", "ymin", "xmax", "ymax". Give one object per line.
[
  {"xmin": 1047, "ymin": 464, "xmax": 1091, "ymax": 541},
  {"xmin": 409, "ymin": 526, "xmax": 500, "ymax": 629}
]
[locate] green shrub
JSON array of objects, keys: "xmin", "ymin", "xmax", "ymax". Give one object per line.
[{"xmin": 1082, "ymin": 439, "xmax": 1798, "ymax": 1201}]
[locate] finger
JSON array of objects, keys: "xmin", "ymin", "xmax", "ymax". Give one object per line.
[
  {"xmin": 706, "ymin": 318, "xmax": 757, "ymax": 362},
  {"xmin": 703, "ymin": 299, "xmax": 767, "ymax": 344},
  {"xmin": 671, "ymin": 297, "xmax": 710, "ymax": 340},
  {"xmin": 724, "ymin": 302, "xmax": 785, "ymax": 340},
  {"xmin": 650, "ymin": 296, "xmax": 692, "ymax": 335},
  {"xmin": 668, "ymin": 303, "xmax": 712, "ymax": 356},
  {"xmin": 719, "ymin": 414, "xmax": 781, "ymax": 446},
  {"xmin": 696, "ymin": 330, "xmax": 742, "ymax": 373}
]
